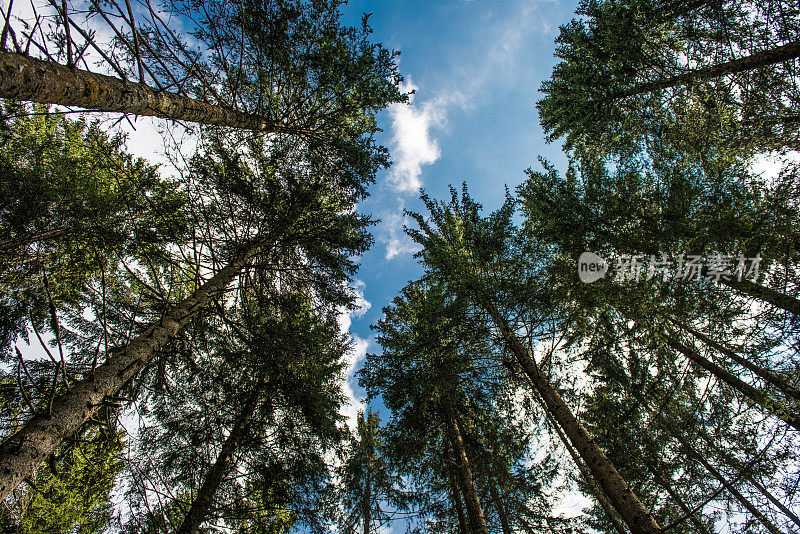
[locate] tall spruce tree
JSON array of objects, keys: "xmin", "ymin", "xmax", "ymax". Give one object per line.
[
  {"xmin": 0, "ymin": 2, "xmax": 404, "ymax": 496},
  {"xmin": 405, "ymin": 186, "xmax": 664, "ymax": 533},
  {"xmin": 538, "ymin": 0, "xmax": 800, "ymax": 157}
]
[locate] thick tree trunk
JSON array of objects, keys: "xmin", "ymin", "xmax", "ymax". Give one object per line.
[
  {"xmin": 537, "ymin": 387, "xmax": 627, "ymax": 534},
  {"xmin": 660, "ymin": 420, "xmax": 782, "ymax": 534},
  {"xmin": 441, "ymin": 399, "xmax": 488, "ymax": 534},
  {"xmin": 662, "ymin": 330, "xmax": 800, "ymax": 431},
  {"xmin": 486, "ymin": 307, "xmax": 663, "ymax": 534},
  {"xmin": 616, "ymin": 40, "xmax": 800, "ymax": 98},
  {"xmin": 0, "ymin": 51, "xmax": 300, "ymax": 132},
  {"xmin": 487, "ymin": 476, "xmax": 512, "ymax": 534},
  {"xmin": 720, "ymin": 277, "xmax": 800, "ymax": 317},
  {"xmin": 670, "ymin": 317, "xmax": 800, "ymax": 402},
  {"xmin": 447, "ymin": 458, "xmax": 468, "ymax": 534},
  {"xmin": 0, "ymin": 242, "xmax": 264, "ymax": 501},
  {"xmin": 177, "ymin": 385, "xmax": 262, "ymax": 534},
  {"xmin": 646, "ymin": 464, "xmax": 710, "ymax": 534}
]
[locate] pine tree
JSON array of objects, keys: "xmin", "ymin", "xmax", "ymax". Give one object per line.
[
  {"xmin": 336, "ymin": 410, "xmax": 406, "ymax": 534},
  {"xmin": 364, "ymin": 280, "xmax": 571, "ymax": 534},
  {"xmin": 405, "ymin": 186, "xmax": 664, "ymax": 534},
  {"xmin": 538, "ymin": 0, "xmax": 800, "ymax": 156},
  {"xmin": 122, "ymin": 285, "xmax": 350, "ymax": 533}
]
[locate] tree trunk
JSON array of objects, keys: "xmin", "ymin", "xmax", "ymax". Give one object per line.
[
  {"xmin": 537, "ymin": 386, "xmax": 627, "ymax": 534},
  {"xmin": 694, "ymin": 427, "xmax": 800, "ymax": 530},
  {"xmin": 660, "ymin": 420, "xmax": 782, "ymax": 534},
  {"xmin": 486, "ymin": 306, "xmax": 663, "ymax": 534},
  {"xmin": 177, "ymin": 384, "xmax": 262, "ymax": 534},
  {"xmin": 363, "ymin": 464, "xmax": 371, "ymax": 534},
  {"xmin": 441, "ymin": 399, "xmax": 488, "ymax": 534},
  {"xmin": 0, "ymin": 51, "xmax": 300, "ymax": 132},
  {"xmin": 646, "ymin": 463, "xmax": 710, "ymax": 534},
  {"xmin": 448, "ymin": 461, "xmax": 468, "ymax": 534},
  {"xmin": 0, "ymin": 241, "xmax": 265, "ymax": 501},
  {"xmin": 616, "ymin": 40, "xmax": 800, "ymax": 98},
  {"xmin": 720, "ymin": 277, "xmax": 800, "ymax": 317},
  {"xmin": 487, "ymin": 476, "xmax": 512, "ymax": 534},
  {"xmin": 669, "ymin": 317, "xmax": 800, "ymax": 402},
  {"xmin": 661, "ymin": 330, "xmax": 800, "ymax": 431},
  {"xmin": 0, "ymin": 227, "xmax": 73, "ymax": 252}
]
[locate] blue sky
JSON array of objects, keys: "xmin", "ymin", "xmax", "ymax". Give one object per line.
[{"xmin": 334, "ymin": 0, "xmax": 577, "ymax": 416}]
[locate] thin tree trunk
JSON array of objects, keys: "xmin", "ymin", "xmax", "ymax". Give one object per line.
[
  {"xmin": 658, "ymin": 419, "xmax": 782, "ymax": 534},
  {"xmin": 177, "ymin": 383, "xmax": 263, "ymax": 534},
  {"xmin": 616, "ymin": 40, "xmax": 800, "ymax": 98},
  {"xmin": 0, "ymin": 51, "xmax": 302, "ymax": 133},
  {"xmin": 442, "ymin": 399, "xmax": 488, "ymax": 534},
  {"xmin": 537, "ymin": 386, "xmax": 627, "ymax": 534},
  {"xmin": 694, "ymin": 426, "xmax": 800, "ymax": 530},
  {"xmin": 720, "ymin": 277, "xmax": 800, "ymax": 317},
  {"xmin": 0, "ymin": 227, "xmax": 73, "ymax": 252},
  {"xmin": 669, "ymin": 317, "xmax": 800, "ymax": 402},
  {"xmin": 661, "ymin": 330, "xmax": 800, "ymax": 431},
  {"xmin": 646, "ymin": 464, "xmax": 710, "ymax": 534},
  {"xmin": 486, "ymin": 306, "xmax": 663, "ymax": 534},
  {"xmin": 363, "ymin": 465, "xmax": 371, "ymax": 534},
  {"xmin": 0, "ymin": 241, "xmax": 265, "ymax": 501},
  {"xmin": 447, "ymin": 454, "xmax": 468, "ymax": 534},
  {"xmin": 487, "ymin": 475, "xmax": 512, "ymax": 534}
]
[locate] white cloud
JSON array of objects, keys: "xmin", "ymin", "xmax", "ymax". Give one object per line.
[
  {"xmin": 340, "ymin": 335, "xmax": 368, "ymax": 431},
  {"xmin": 387, "ymin": 79, "xmax": 447, "ymax": 194},
  {"xmin": 380, "ymin": 211, "xmax": 421, "ymax": 261},
  {"xmin": 337, "ymin": 280, "xmax": 371, "ymax": 430},
  {"xmin": 379, "ymin": 1, "xmax": 546, "ymax": 260}
]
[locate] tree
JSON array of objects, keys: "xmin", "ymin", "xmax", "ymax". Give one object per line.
[
  {"xmin": 405, "ymin": 186, "xmax": 664, "ymax": 534},
  {"xmin": 0, "ymin": 0, "xmax": 406, "ymax": 139},
  {"xmin": 122, "ymin": 284, "xmax": 350, "ymax": 533},
  {"xmin": 364, "ymin": 280, "xmax": 569, "ymax": 534},
  {"xmin": 516, "ymin": 156, "xmax": 800, "ymax": 532},
  {"xmin": 2, "ymin": 425, "xmax": 124, "ymax": 533},
  {"xmin": 0, "ymin": 86, "xmax": 394, "ymax": 499},
  {"xmin": 336, "ymin": 410, "xmax": 406, "ymax": 534},
  {"xmin": 538, "ymin": 0, "xmax": 800, "ymax": 157}
]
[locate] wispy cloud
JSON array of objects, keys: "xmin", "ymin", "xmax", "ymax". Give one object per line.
[
  {"xmin": 386, "ymin": 79, "xmax": 450, "ymax": 194},
  {"xmin": 380, "ymin": 211, "xmax": 421, "ymax": 260},
  {"xmin": 379, "ymin": 1, "xmax": 549, "ymax": 260},
  {"xmin": 337, "ymin": 280, "xmax": 372, "ymax": 430}
]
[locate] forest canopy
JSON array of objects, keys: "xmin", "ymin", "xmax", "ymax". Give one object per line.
[{"xmin": 0, "ymin": 0, "xmax": 798, "ymax": 533}]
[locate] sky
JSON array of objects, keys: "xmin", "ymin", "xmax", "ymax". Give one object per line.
[
  {"xmin": 11, "ymin": 0, "xmax": 589, "ymax": 523},
  {"xmin": 12, "ymin": 0, "xmax": 579, "ymax": 428},
  {"xmin": 331, "ymin": 0, "xmax": 576, "ymax": 423}
]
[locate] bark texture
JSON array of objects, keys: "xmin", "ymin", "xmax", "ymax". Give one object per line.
[
  {"xmin": 617, "ymin": 40, "xmax": 800, "ymax": 98},
  {"xmin": 0, "ymin": 243, "xmax": 263, "ymax": 501},
  {"xmin": 487, "ymin": 307, "xmax": 662, "ymax": 534},
  {"xmin": 662, "ymin": 420, "xmax": 782, "ymax": 534},
  {"xmin": 537, "ymin": 386, "xmax": 627, "ymax": 534},
  {"xmin": 721, "ymin": 277, "xmax": 800, "ymax": 317},
  {"xmin": 177, "ymin": 387, "xmax": 261, "ymax": 534},
  {"xmin": 670, "ymin": 317, "xmax": 800, "ymax": 402},
  {"xmin": 0, "ymin": 52, "xmax": 297, "ymax": 132},
  {"xmin": 694, "ymin": 426, "xmax": 800, "ymax": 529},
  {"xmin": 442, "ymin": 399, "xmax": 488, "ymax": 534},
  {"xmin": 662, "ymin": 331, "xmax": 800, "ymax": 431},
  {"xmin": 487, "ymin": 476, "xmax": 512, "ymax": 534},
  {"xmin": 448, "ymin": 460, "xmax": 468, "ymax": 534}
]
